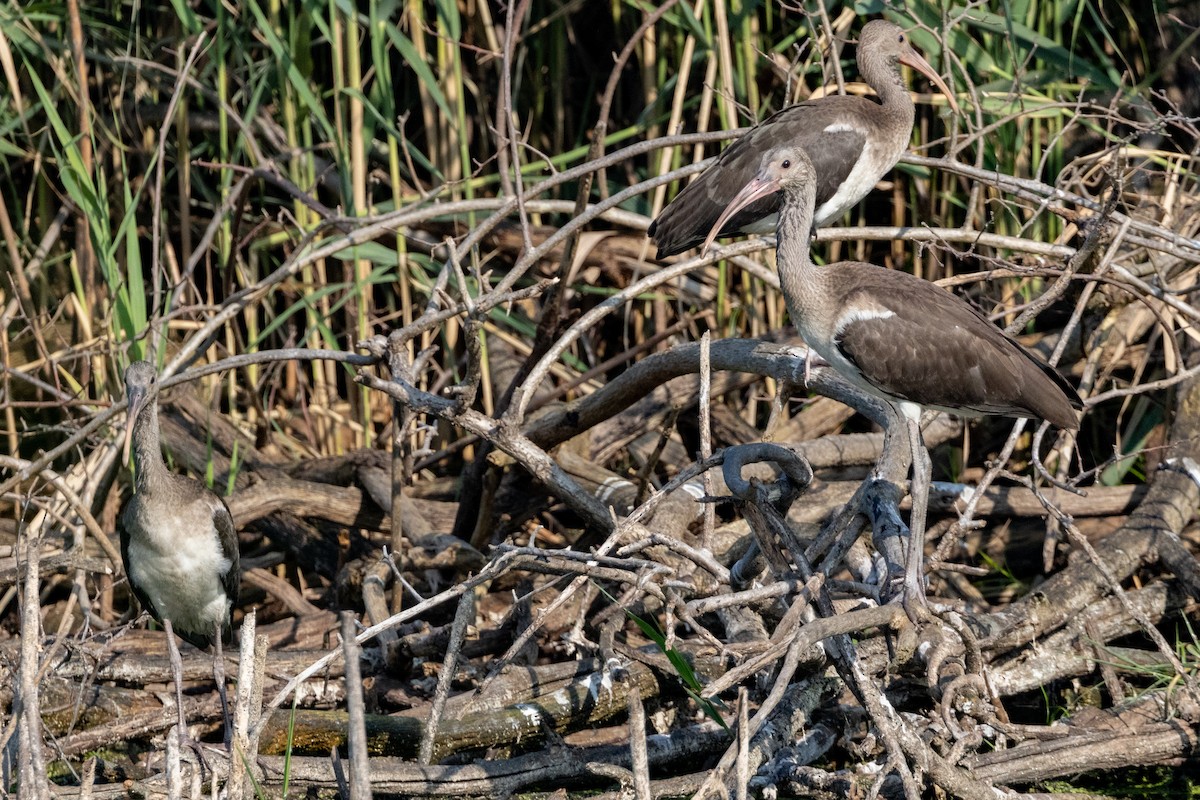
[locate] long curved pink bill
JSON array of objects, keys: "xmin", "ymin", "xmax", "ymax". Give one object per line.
[
  {"xmin": 123, "ymin": 388, "xmax": 145, "ymax": 466},
  {"xmin": 900, "ymin": 49, "xmax": 959, "ymax": 114},
  {"xmin": 701, "ymin": 175, "xmax": 781, "ymax": 256}
]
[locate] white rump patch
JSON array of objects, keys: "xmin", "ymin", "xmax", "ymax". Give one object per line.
[
  {"xmin": 834, "ymin": 306, "xmax": 895, "ymax": 335},
  {"xmin": 823, "ymin": 121, "xmax": 860, "ymax": 134}
]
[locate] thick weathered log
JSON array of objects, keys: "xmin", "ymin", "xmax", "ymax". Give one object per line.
[
  {"xmin": 194, "ymin": 724, "xmax": 731, "ymax": 797},
  {"xmin": 257, "ymin": 658, "xmax": 661, "ymax": 760},
  {"xmin": 989, "ymin": 580, "xmax": 1184, "ymax": 695},
  {"xmin": 967, "ymin": 692, "xmax": 1200, "ymax": 785}
]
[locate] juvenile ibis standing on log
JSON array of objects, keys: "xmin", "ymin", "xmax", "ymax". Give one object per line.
[
  {"xmin": 650, "ymin": 19, "xmax": 959, "ymax": 258},
  {"xmin": 704, "ymin": 148, "xmax": 1082, "ymax": 612},
  {"xmin": 120, "ymin": 360, "xmax": 239, "ymax": 743}
]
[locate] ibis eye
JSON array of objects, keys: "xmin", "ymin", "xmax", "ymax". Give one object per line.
[
  {"xmin": 898, "ymin": 34, "xmax": 905, "ymax": 43},
  {"xmin": 781, "ymin": 159, "xmax": 791, "ymax": 169}
]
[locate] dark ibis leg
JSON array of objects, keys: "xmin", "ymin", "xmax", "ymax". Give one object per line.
[
  {"xmin": 162, "ymin": 619, "xmax": 210, "ymax": 769},
  {"xmin": 162, "ymin": 618, "xmax": 189, "ymax": 736},
  {"xmin": 213, "ymin": 624, "xmax": 232, "ymax": 749},
  {"xmin": 901, "ymin": 409, "xmax": 932, "ymax": 620}
]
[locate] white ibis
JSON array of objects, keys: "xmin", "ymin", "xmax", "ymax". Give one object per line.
[
  {"xmin": 704, "ymin": 148, "xmax": 1081, "ymax": 612},
  {"xmin": 650, "ymin": 19, "xmax": 959, "ymax": 258},
  {"xmin": 120, "ymin": 360, "xmax": 239, "ymax": 744}
]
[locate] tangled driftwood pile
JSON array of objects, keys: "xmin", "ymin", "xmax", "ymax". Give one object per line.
[
  {"xmin": 6, "ymin": 17, "xmax": 1200, "ymax": 798},
  {"xmin": 6, "ymin": 151, "xmax": 1200, "ymax": 795}
]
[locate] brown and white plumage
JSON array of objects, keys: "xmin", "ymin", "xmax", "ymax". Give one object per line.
[
  {"xmin": 649, "ymin": 19, "xmax": 959, "ymax": 259},
  {"xmin": 768, "ymin": 263, "xmax": 1083, "ymax": 435},
  {"xmin": 705, "ymin": 147, "xmax": 1081, "ymax": 609},
  {"xmin": 828, "ymin": 270, "xmax": 1080, "ymax": 426},
  {"xmin": 119, "ymin": 360, "xmax": 239, "ymax": 650}
]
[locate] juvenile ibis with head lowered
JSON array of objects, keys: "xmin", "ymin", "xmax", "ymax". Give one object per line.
[
  {"xmin": 120, "ymin": 360, "xmax": 239, "ymax": 744},
  {"xmin": 650, "ymin": 19, "xmax": 959, "ymax": 258},
  {"xmin": 704, "ymin": 148, "xmax": 1082, "ymax": 612}
]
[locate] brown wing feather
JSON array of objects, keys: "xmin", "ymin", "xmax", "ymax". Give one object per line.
[
  {"xmin": 213, "ymin": 496, "xmax": 239, "ymax": 645},
  {"xmin": 831, "ymin": 265, "xmax": 1081, "ymax": 429},
  {"xmin": 649, "ymin": 97, "xmax": 879, "ymax": 257}
]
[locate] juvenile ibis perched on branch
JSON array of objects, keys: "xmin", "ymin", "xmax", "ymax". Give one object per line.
[
  {"xmin": 704, "ymin": 148, "xmax": 1081, "ymax": 612},
  {"xmin": 650, "ymin": 19, "xmax": 959, "ymax": 258},
  {"xmin": 120, "ymin": 360, "xmax": 239, "ymax": 743}
]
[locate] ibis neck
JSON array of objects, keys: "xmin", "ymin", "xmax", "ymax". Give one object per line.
[
  {"xmin": 131, "ymin": 397, "xmax": 168, "ymax": 494},
  {"xmin": 859, "ymin": 52, "xmax": 913, "ymax": 117},
  {"xmin": 775, "ymin": 185, "xmax": 821, "ymax": 317}
]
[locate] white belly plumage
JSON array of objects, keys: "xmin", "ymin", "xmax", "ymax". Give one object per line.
[
  {"xmin": 814, "ymin": 140, "xmax": 882, "ymax": 225},
  {"xmin": 127, "ymin": 509, "xmax": 231, "ymax": 637}
]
